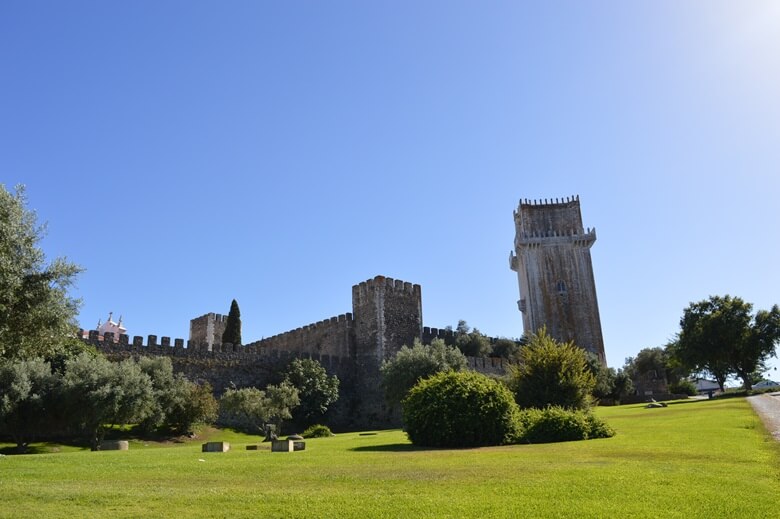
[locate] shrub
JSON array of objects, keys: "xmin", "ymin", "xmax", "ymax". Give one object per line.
[
  {"xmin": 668, "ymin": 379, "xmax": 697, "ymax": 396},
  {"xmin": 518, "ymin": 407, "xmax": 615, "ymax": 444},
  {"xmin": 302, "ymin": 424, "xmax": 334, "ymax": 438},
  {"xmin": 508, "ymin": 328, "xmax": 595, "ymax": 411},
  {"xmin": 402, "ymin": 371, "xmax": 520, "ymax": 448}
]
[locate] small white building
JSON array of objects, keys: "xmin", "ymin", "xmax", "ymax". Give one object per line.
[{"xmin": 86, "ymin": 312, "xmax": 126, "ymax": 342}]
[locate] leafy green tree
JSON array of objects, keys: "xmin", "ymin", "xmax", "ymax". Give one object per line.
[
  {"xmin": 0, "ymin": 184, "xmax": 83, "ymax": 360},
  {"xmin": 611, "ymin": 369, "xmax": 634, "ymax": 403},
  {"xmin": 508, "ymin": 328, "xmax": 595, "ymax": 411},
  {"xmin": 380, "ymin": 338, "xmax": 467, "ymax": 406},
  {"xmin": 673, "ymin": 295, "xmax": 780, "ymax": 391},
  {"xmin": 61, "ymin": 353, "xmax": 155, "ymax": 450},
  {"xmin": 283, "ymin": 358, "xmax": 339, "ymax": 427},
  {"xmin": 164, "ymin": 379, "xmax": 218, "ymax": 435},
  {"xmin": 221, "ymin": 299, "xmax": 242, "ymax": 345},
  {"xmin": 491, "ymin": 337, "xmax": 524, "ymax": 360},
  {"xmin": 403, "ymin": 370, "xmax": 521, "ymax": 448},
  {"xmin": 0, "ymin": 357, "xmax": 58, "ymax": 453},
  {"xmin": 453, "ymin": 320, "xmax": 492, "ymax": 357},
  {"xmin": 220, "ymin": 382, "xmax": 300, "ymax": 436},
  {"xmin": 623, "ymin": 346, "xmax": 683, "ymax": 393}
]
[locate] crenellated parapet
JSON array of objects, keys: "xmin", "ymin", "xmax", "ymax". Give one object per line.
[
  {"xmin": 245, "ymin": 313, "xmax": 354, "ymax": 359},
  {"xmin": 351, "ymin": 275, "xmax": 421, "ymax": 305}
]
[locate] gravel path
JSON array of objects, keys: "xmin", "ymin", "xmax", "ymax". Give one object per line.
[{"xmin": 747, "ymin": 392, "xmax": 780, "ymax": 441}]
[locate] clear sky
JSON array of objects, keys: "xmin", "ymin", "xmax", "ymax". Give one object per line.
[{"xmin": 2, "ymin": 1, "xmax": 779, "ymax": 374}]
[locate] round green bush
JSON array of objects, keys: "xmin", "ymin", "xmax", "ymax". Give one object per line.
[
  {"xmin": 402, "ymin": 371, "xmax": 520, "ymax": 448},
  {"xmin": 518, "ymin": 407, "xmax": 615, "ymax": 443},
  {"xmin": 302, "ymin": 424, "xmax": 334, "ymax": 438}
]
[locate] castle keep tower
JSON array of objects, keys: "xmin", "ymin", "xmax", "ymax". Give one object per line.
[{"xmin": 510, "ymin": 196, "xmax": 606, "ymax": 364}]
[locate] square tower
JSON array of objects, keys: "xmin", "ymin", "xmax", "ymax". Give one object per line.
[{"xmin": 509, "ymin": 196, "xmax": 606, "ymax": 364}]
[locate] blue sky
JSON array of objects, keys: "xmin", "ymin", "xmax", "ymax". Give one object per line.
[{"xmin": 2, "ymin": 1, "xmax": 779, "ymax": 374}]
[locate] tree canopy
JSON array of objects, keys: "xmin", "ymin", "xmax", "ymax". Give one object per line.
[
  {"xmin": 672, "ymin": 295, "xmax": 780, "ymax": 390},
  {"xmin": 283, "ymin": 358, "xmax": 339, "ymax": 427},
  {"xmin": 380, "ymin": 338, "xmax": 467, "ymax": 406},
  {"xmin": 0, "ymin": 184, "xmax": 82, "ymax": 360},
  {"xmin": 219, "ymin": 383, "xmax": 300, "ymax": 436},
  {"xmin": 221, "ymin": 299, "xmax": 242, "ymax": 345}
]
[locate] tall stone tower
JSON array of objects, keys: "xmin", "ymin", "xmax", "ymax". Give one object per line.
[
  {"xmin": 189, "ymin": 313, "xmax": 228, "ymax": 351},
  {"xmin": 509, "ymin": 196, "xmax": 606, "ymax": 364},
  {"xmin": 351, "ymin": 275, "xmax": 423, "ymax": 426}
]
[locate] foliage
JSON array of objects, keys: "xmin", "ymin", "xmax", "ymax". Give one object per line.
[
  {"xmin": 402, "ymin": 370, "xmax": 520, "ymax": 448},
  {"xmin": 136, "ymin": 357, "xmax": 218, "ymax": 434},
  {"xmin": 623, "ymin": 346, "xmax": 686, "ymax": 391},
  {"xmin": 0, "ymin": 184, "xmax": 83, "ymax": 360},
  {"xmin": 220, "ymin": 383, "xmax": 300, "ymax": 436},
  {"xmin": 221, "ymin": 299, "xmax": 242, "ymax": 346},
  {"xmin": 490, "ymin": 337, "xmax": 523, "ymax": 359},
  {"xmin": 302, "ymin": 424, "xmax": 334, "ymax": 438},
  {"xmin": 508, "ymin": 328, "xmax": 595, "ymax": 410},
  {"xmin": 611, "ymin": 369, "xmax": 634, "ymax": 403},
  {"xmin": 165, "ymin": 380, "xmax": 219, "ymax": 434},
  {"xmin": 517, "ymin": 406, "xmax": 614, "ymax": 444},
  {"xmin": 673, "ymin": 295, "xmax": 780, "ymax": 390},
  {"xmin": 453, "ymin": 320, "xmax": 492, "ymax": 357},
  {"xmin": 585, "ymin": 355, "xmax": 634, "ymax": 403},
  {"xmin": 668, "ymin": 379, "xmax": 697, "ymax": 396},
  {"xmin": 61, "ymin": 353, "xmax": 155, "ymax": 450},
  {"xmin": 283, "ymin": 358, "xmax": 339, "ymax": 427},
  {"xmin": 0, "ymin": 357, "xmax": 58, "ymax": 453},
  {"xmin": 380, "ymin": 338, "xmax": 467, "ymax": 406}
]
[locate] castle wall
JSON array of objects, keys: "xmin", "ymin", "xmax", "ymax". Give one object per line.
[{"xmin": 246, "ymin": 313, "xmax": 354, "ymax": 359}]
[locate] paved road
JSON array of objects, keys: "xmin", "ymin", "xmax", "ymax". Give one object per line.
[{"xmin": 747, "ymin": 392, "xmax": 780, "ymax": 441}]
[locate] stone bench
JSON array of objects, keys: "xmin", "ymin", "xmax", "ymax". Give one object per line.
[
  {"xmin": 202, "ymin": 441, "xmax": 230, "ymax": 452},
  {"xmin": 100, "ymin": 440, "xmax": 129, "ymax": 451}
]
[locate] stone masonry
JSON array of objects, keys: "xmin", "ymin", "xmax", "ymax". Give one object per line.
[{"xmin": 510, "ymin": 196, "xmax": 607, "ymax": 364}]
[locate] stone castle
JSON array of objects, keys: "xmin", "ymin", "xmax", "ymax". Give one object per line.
[
  {"xmin": 83, "ymin": 195, "xmax": 605, "ymax": 430},
  {"xmin": 84, "ymin": 275, "xmax": 506, "ymax": 430}
]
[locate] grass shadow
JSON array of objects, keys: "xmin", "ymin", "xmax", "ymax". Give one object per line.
[
  {"xmin": 349, "ymin": 443, "xmax": 436, "ymax": 452},
  {"xmin": 666, "ymin": 398, "xmax": 711, "ymax": 406}
]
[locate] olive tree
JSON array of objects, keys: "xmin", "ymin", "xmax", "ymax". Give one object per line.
[
  {"xmin": 0, "ymin": 358, "xmax": 58, "ymax": 453},
  {"xmin": 61, "ymin": 353, "xmax": 155, "ymax": 450},
  {"xmin": 381, "ymin": 338, "xmax": 467, "ymax": 406},
  {"xmin": 0, "ymin": 184, "xmax": 82, "ymax": 360}
]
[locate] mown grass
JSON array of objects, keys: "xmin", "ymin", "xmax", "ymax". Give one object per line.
[{"xmin": 1, "ymin": 397, "xmax": 778, "ymax": 518}]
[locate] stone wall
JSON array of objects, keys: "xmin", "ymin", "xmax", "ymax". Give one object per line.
[{"xmin": 246, "ymin": 313, "xmax": 354, "ymax": 359}]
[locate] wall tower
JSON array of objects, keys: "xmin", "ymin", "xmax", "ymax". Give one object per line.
[
  {"xmin": 189, "ymin": 313, "xmax": 228, "ymax": 351},
  {"xmin": 510, "ymin": 196, "xmax": 606, "ymax": 364}
]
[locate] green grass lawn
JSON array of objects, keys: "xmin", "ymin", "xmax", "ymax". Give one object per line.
[{"xmin": 1, "ymin": 397, "xmax": 778, "ymax": 518}]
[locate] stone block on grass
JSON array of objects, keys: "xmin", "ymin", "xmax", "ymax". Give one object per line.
[{"xmin": 202, "ymin": 441, "xmax": 230, "ymax": 452}]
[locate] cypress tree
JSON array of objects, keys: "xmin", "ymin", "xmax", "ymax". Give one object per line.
[{"xmin": 221, "ymin": 299, "xmax": 242, "ymax": 346}]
